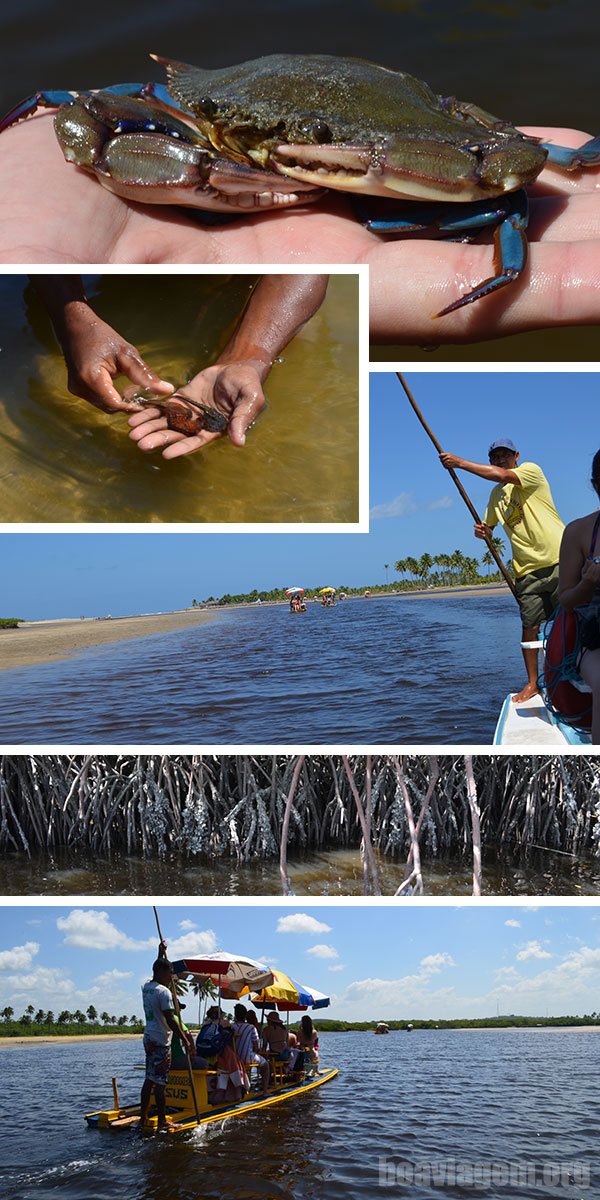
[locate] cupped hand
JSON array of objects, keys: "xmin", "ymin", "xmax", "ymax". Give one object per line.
[
  {"xmin": 2, "ymin": 114, "xmax": 599, "ymax": 343},
  {"xmin": 128, "ymin": 362, "xmax": 267, "ymax": 458}
]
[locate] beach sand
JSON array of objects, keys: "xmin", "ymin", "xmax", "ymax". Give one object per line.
[
  {"xmin": 0, "ymin": 610, "xmax": 218, "ymax": 672},
  {"xmin": 1, "ymin": 1025, "xmax": 599, "ymax": 1047}
]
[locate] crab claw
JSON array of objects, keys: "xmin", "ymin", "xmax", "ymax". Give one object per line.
[{"xmin": 272, "ymin": 134, "xmax": 548, "ymax": 203}]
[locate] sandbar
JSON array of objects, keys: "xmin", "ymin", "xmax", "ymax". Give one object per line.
[{"xmin": 0, "ymin": 609, "xmax": 218, "ymax": 672}]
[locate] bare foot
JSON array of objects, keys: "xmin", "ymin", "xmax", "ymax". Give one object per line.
[{"xmin": 512, "ymin": 683, "xmax": 540, "ymax": 703}]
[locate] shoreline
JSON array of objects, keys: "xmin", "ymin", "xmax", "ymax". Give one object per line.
[
  {"xmin": 0, "ymin": 609, "xmax": 219, "ymax": 673},
  {"xmin": 1, "ymin": 1024, "xmax": 599, "ymax": 1047}
]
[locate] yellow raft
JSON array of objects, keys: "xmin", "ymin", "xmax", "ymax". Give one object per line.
[{"xmin": 85, "ymin": 1061, "xmax": 339, "ymax": 1133}]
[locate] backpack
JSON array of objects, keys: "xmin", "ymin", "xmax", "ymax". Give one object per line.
[
  {"xmin": 195, "ymin": 1021, "xmax": 233, "ymax": 1058},
  {"xmin": 538, "ymin": 608, "xmax": 593, "ymax": 732}
]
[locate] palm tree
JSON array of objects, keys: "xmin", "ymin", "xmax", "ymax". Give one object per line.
[
  {"xmin": 58, "ymin": 1011, "xmax": 71, "ymax": 1025},
  {"xmin": 481, "ymin": 550, "xmax": 494, "ymax": 576},
  {"xmin": 384, "ymin": 563, "xmax": 389, "ymax": 586},
  {"xmin": 101, "ymin": 1011, "xmax": 111, "ymax": 1025},
  {"xmin": 86, "ymin": 1005, "xmax": 98, "ymax": 1023},
  {"xmin": 2, "ymin": 1006, "xmax": 14, "ymax": 1022},
  {"xmin": 416, "ymin": 553, "xmax": 433, "ymax": 583}
]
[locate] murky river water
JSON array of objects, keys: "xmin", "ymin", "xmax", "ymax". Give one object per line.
[
  {"xmin": 0, "ymin": 275, "xmax": 358, "ymax": 523},
  {"xmin": 0, "ymin": 593, "xmax": 522, "ymax": 743},
  {"xmin": 0, "ymin": 1031, "xmax": 597, "ymax": 1199},
  {"xmin": 1, "ymin": 844, "xmax": 598, "ymax": 897}
]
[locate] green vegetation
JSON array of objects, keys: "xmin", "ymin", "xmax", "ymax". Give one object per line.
[
  {"xmin": 0, "ymin": 618, "xmax": 22, "ymax": 629},
  {"xmin": 191, "ymin": 548, "xmax": 511, "ymax": 608},
  {"xmin": 1, "ymin": 1005, "xmax": 142, "ymax": 1037},
  {"xmin": 313, "ymin": 1016, "xmax": 600, "ymax": 1032}
]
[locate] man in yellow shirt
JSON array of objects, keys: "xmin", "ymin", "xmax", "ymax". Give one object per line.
[{"xmin": 440, "ymin": 439, "xmax": 564, "ymax": 703}]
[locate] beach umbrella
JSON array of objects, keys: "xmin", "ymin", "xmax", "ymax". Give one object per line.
[
  {"xmin": 171, "ymin": 952, "xmax": 274, "ymax": 997},
  {"xmin": 249, "ymin": 969, "xmax": 331, "ymax": 1011},
  {"xmin": 318, "ymin": 587, "xmax": 336, "ymax": 595},
  {"xmin": 285, "ymin": 587, "xmax": 305, "ymax": 595}
]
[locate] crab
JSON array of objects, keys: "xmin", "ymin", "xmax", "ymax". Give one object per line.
[
  {"xmin": 126, "ymin": 388, "xmax": 229, "ymax": 436},
  {"xmin": 2, "ymin": 53, "xmax": 599, "ymax": 314}
]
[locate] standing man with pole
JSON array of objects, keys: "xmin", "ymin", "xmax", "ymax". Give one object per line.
[
  {"xmin": 139, "ymin": 934, "xmax": 197, "ymax": 1133},
  {"xmin": 439, "ymin": 439, "xmax": 565, "ymax": 703}
]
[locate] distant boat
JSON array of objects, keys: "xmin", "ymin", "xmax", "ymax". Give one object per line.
[{"xmin": 374, "ymin": 1022, "xmax": 390, "ymax": 1035}]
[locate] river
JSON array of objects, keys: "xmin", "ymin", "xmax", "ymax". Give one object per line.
[
  {"xmin": 0, "ymin": 593, "xmax": 521, "ymax": 743},
  {"xmin": 0, "ymin": 1030, "xmax": 597, "ymax": 1199}
]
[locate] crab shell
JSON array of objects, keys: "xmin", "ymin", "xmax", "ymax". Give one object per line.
[{"xmin": 158, "ymin": 53, "xmax": 548, "ymax": 203}]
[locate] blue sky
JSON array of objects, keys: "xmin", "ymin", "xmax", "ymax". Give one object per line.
[
  {"xmin": 2, "ymin": 372, "xmax": 597, "ymax": 619},
  {"xmin": 2, "ymin": 905, "xmax": 600, "ymax": 1021}
]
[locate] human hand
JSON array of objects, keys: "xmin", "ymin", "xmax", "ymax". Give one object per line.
[
  {"xmin": 439, "ymin": 453, "xmax": 462, "ymax": 470},
  {"xmin": 56, "ymin": 301, "xmax": 174, "ymax": 414},
  {"xmin": 128, "ymin": 362, "xmax": 267, "ymax": 458},
  {"xmin": 474, "ymin": 522, "xmax": 493, "ymax": 541},
  {"xmin": 1, "ymin": 115, "xmax": 598, "ymax": 342},
  {"xmin": 581, "ymin": 558, "xmax": 600, "ymax": 588}
]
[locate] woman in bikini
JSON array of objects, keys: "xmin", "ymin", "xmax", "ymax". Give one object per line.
[{"xmin": 558, "ymin": 449, "xmax": 600, "ymax": 743}]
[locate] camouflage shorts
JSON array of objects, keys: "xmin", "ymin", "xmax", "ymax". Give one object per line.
[{"xmin": 143, "ymin": 1036, "xmax": 171, "ymax": 1085}]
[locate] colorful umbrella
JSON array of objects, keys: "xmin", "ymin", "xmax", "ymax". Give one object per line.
[
  {"xmin": 249, "ymin": 969, "xmax": 331, "ymax": 1011},
  {"xmin": 318, "ymin": 587, "xmax": 336, "ymax": 595},
  {"xmin": 285, "ymin": 587, "xmax": 305, "ymax": 595},
  {"xmin": 171, "ymin": 952, "xmax": 274, "ymax": 997}
]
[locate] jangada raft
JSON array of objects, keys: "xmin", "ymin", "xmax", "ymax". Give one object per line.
[{"xmin": 85, "ymin": 955, "xmax": 338, "ymax": 1133}]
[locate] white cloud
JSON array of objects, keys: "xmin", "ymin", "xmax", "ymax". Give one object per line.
[
  {"xmin": 306, "ymin": 944, "xmax": 338, "ymax": 960},
  {"xmin": 163, "ymin": 930, "xmax": 218, "ymax": 959},
  {"xmin": 95, "ymin": 969, "xmax": 133, "ymax": 987},
  {"xmin": 0, "ymin": 942, "xmax": 39, "ymax": 971},
  {"xmin": 427, "ymin": 496, "xmax": 453, "ymax": 511},
  {"xmin": 328, "ymin": 964, "xmax": 345, "ymax": 973},
  {"xmin": 516, "ymin": 941, "xmax": 552, "ymax": 962},
  {"xmin": 369, "ymin": 492, "xmax": 417, "ymax": 520},
  {"xmin": 420, "ymin": 953, "xmax": 455, "ymax": 973},
  {"xmin": 57, "ymin": 910, "xmax": 155, "ymax": 952},
  {"xmin": 505, "ymin": 920, "xmax": 521, "ymax": 928},
  {"xmin": 277, "ymin": 914, "xmax": 332, "ymax": 935},
  {"xmin": 179, "ymin": 920, "xmax": 197, "ymax": 931}
]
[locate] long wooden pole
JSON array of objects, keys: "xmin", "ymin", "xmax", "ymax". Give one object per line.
[
  {"xmin": 397, "ymin": 373, "xmax": 517, "ymax": 598},
  {"xmin": 152, "ymin": 905, "xmax": 201, "ymax": 1126}
]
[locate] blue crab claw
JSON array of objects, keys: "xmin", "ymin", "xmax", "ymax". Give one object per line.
[{"xmin": 541, "ymin": 135, "xmax": 600, "ymax": 171}]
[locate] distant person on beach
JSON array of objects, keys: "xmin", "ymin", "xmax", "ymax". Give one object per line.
[
  {"xmin": 440, "ymin": 439, "xmax": 564, "ymax": 704},
  {"xmin": 32, "ymin": 274, "xmax": 328, "ymax": 459},
  {"xmin": 140, "ymin": 943, "xmax": 194, "ymax": 1133},
  {"xmin": 558, "ymin": 449, "xmax": 600, "ymax": 742}
]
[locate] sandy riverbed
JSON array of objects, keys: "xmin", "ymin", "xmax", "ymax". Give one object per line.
[{"xmin": 0, "ymin": 609, "xmax": 218, "ymax": 672}]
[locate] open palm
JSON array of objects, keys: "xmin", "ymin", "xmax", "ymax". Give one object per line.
[{"xmin": 1, "ymin": 114, "xmax": 599, "ymax": 341}]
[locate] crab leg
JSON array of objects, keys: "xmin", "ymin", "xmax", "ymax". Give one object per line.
[
  {"xmin": 360, "ymin": 189, "xmax": 529, "ymax": 316},
  {"xmin": 0, "ymin": 90, "xmax": 78, "ymax": 131},
  {"xmin": 541, "ymin": 135, "xmax": 600, "ymax": 170}
]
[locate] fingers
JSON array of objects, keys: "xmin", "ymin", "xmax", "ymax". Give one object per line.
[
  {"xmin": 74, "ymin": 366, "xmax": 137, "ymax": 414},
  {"xmin": 368, "ymin": 237, "xmax": 600, "ymax": 343},
  {"xmin": 116, "ymin": 346, "xmax": 174, "ymax": 400}
]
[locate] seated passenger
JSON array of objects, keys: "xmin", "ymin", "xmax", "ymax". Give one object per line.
[
  {"xmin": 298, "ymin": 1015, "xmax": 319, "ymax": 1075},
  {"xmin": 262, "ymin": 1011, "xmax": 292, "ymax": 1076},
  {"xmin": 195, "ymin": 1005, "xmax": 232, "ymax": 1059},
  {"xmin": 170, "ymin": 1004, "xmax": 208, "ymax": 1069},
  {"xmin": 232, "ymin": 1003, "xmax": 270, "ymax": 1095}
]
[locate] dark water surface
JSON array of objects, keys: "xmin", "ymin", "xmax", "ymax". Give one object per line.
[
  {"xmin": 1, "ymin": 1031, "xmax": 598, "ymax": 1199},
  {"xmin": 2, "ymin": 0, "xmax": 598, "ymax": 362},
  {"xmin": 1, "ymin": 844, "xmax": 599, "ymax": 897},
  {"xmin": 0, "ymin": 594, "xmax": 521, "ymax": 743}
]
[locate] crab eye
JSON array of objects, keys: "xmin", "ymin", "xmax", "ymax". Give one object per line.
[
  {"xmin": 197, "ymin": 96, "xmax": 217, "ymax": 118},
  {"xmin": 299, "ymin": 118, "xmax": 332, "ymax": 144}
]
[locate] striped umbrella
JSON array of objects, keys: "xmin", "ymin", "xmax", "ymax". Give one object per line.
[{"xmin": 249, "ymin": 968, "xmax": 330, "ymax": 1011}]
